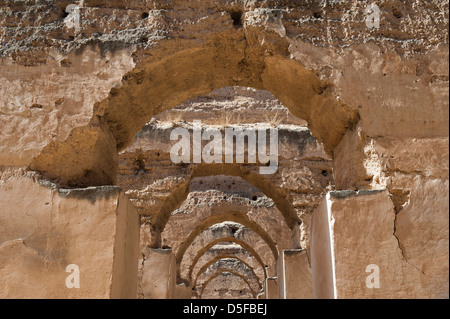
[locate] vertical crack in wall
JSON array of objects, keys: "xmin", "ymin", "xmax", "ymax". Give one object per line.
[{"xmin": 392, "ymin": 193, "xmax": 426, "ymax": 276}]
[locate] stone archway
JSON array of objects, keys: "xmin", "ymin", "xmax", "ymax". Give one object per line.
[
  {"xmin": 23, "ymin": 24, "xmax": 358, "ymax": 299},
  {"xmin": 188, "ymin": 237, "xmax": 268, "ymax": 283},
  {"xmin": 175, "ymin": 215, "xmax": 279, "ymax": 278},
  {"xmin": 28, "ymin": 30, "xmax": 358, "ymax": 188},
  {"xmin": 119, "ymin": 82, "xmax": 334, "ymax": 298},
  {"xmin": 193, "ymin": 255, "xmax": 263, "ymax": 291},
  {"xmin": 200, "ymin": 270, "xmax": 258, "ymax": 299},
  {"xmin": 153, "ymin": 164, "xmax": 302, "ymax": 235},
  {"xmin": 2, "ymin": 0, "xmax": 446, "ymax": 301},
  {"xmin": 194, "ymin": 258, "xmax": 263, "ymax": 298}
]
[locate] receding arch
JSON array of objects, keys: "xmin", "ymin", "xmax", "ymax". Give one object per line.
[
  {"xmin": 29, "ymin": 32, "xmax": 359, "ymax": 187},
  {"xmin": 100, "ymin": 47, "xmax": 358, "ymax": 156},
  {"xmin": 161, "ymin": 193, "xmax": 293, "ymax": 257},
  {"xmin": 154, "ymin": 164, "xmax": 300, "ymax": 235},
  {"xmin": 188, "ymin": 237, "xmax": 268, "ymax": 282},
  {"xmin": 193, "ymin": 255, "xmax": 263, "ymax": 291},
  {"xmin": 194, "ymin": 259, "xmax": 261, "ymax": 296},
  {"xmin": 200, "ymin": 270, "xmax": 257, "ymax": 299},
  {"xmin": 176, "ymin": 213, "xmax": 278, "ymax": 275}
]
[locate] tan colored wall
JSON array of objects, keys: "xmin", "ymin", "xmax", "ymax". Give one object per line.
[
  {"xmin": 311, "ymin": 190, "xmax": 449, "ymax": 299},
  {"xmin": 141, "ymin": 248, "xmax": 176, "ymax": 299},
  {"xmin": 0, "ymin": 0, "xmax": 448, "ymax": 300},
  {"xmin": 310, "ymin": 198, "xmax": 335, "ymax": 299},
  {"xmin": 265, "ymin": 278, "xmax": 278, "ymax": 299},
  {"xmin": 174, "ymin": 283, "xmax": 192, "ymax": 299},
  {"xmin": 0, "ymin": 176, "xmax": 140, "ymax": 299},
  {"xmin": 111, "ymin": 192, "xmax": 141, "ymax": 299},
  {"xmin": 277, "ymin": 249, "xmax": 313, "ymax": 299}
]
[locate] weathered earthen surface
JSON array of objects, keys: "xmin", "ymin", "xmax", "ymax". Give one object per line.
[
  {"xmin": 311, "ymin": 190, "xmax": 448, "ymax": 299},
  {"xmin": 0, "ymin": 175, "xmax": 140, "ymax": 299},
  {"xmin": 0, "ymin": 0, "xmax": 448, "ymax": 299}
]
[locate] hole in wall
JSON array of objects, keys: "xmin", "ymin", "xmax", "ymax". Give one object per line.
[
  {"xmin": 393, "ymin": 8, "xmax": 402, "ymax": 19},
  {"xmin": 60, "ymin": 59, "xmax": 72, "ymax": 67},
  {"xmin": 230, "ymin": 11, "xmax": 243, "ymax": 27},
  {"xmin": 230, "ymin": 226, "xmax": 239, "ymax": 235}
]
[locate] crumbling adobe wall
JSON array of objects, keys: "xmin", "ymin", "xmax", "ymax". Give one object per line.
[
  {"xmin": 0, "ymin": 0, "xmax": 447, "ymax": 190},
  {"xmin": 116, "ymin": 88, "xmax": 335, "ymax": 298},
  {"xmin": 0, "ymin": 175, "xmax": 140, "ymax": 299},
  {"xmin": 0, "ymin": 0, "xmax": 448, "ymax": 299}
]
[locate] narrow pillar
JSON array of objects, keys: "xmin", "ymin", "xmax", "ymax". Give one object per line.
[
  {"xmin": 265, "ymin": 277, "xmax": 278, "ymax": 299},
  {"xmin": 277, "ymin": 249, "xmax": 313, "ymax": 299},
  {"xmin": 174, "ymin": 283, "xmax": 192, "ymax": 299},
  {"xmin": 141, "ymin": 248, "xmax": 176, "ymax": 299},
  {"xmin": 310, "ymin": 196, "xmax": 335, "ymax": 299}
]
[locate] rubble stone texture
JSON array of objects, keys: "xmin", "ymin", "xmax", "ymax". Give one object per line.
[{"xmin": 0, "ymin": 0, "xmax": 448, "ymax": 299}]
